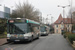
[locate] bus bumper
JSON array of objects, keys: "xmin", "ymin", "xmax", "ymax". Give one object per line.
[{"xmin": 7, "ymin": 37, "xmax": 32, "ymax": 42}]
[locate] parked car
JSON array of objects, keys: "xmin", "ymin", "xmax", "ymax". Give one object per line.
[{"xmin": 72, "ymin": 30, "xmax": 75, "ymax": 34}]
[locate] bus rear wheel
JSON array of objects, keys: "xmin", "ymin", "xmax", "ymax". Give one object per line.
[{"xmin": 37, "ymin": 35, "xmax": 39, "ymax": 39}]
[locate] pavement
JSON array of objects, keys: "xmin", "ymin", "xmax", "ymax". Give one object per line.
[
  {"xmin": 0, "ymin": 38, "xmax": 7, "ymax": 46},
  {"xmin": 0, "ymin": 34, "xmax": 75, "ymax": 50}
]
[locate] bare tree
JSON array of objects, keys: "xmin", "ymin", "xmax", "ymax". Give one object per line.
[
  {"xmin": 10, "ymin": 2, "xmax": 41, "ymax": 22},
  {"xmin": 68, "ymin": 7, "xmax": 75, "ymax": 18}
]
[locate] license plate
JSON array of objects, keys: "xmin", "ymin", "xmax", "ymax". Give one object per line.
[{"xmin": 15, "ymin": 40, "xmax": 20, "ymax": 41}]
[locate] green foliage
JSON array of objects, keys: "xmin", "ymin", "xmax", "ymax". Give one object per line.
[
  {"xmin": 0, "ymin": 19, "xmax": 7, "ymax": 34},
  {"xmin": 50, "ymin": 25, "xmax": 54, "ymax": 33},
  {"xmin": 63, "ymin": 31, "xmax": 72, "ymax": 38},
  {"xmin": 0, "ymin": 34, "xmax": 7, "ymax": 38},
  {"xmin": 63, "ymin": 34, "xmax": 67, "ymax": 38},
  {"xmin": 0, "ymin": 26, "xmax": 5, "ymax": 34},
  {"xmin": 10, "ymin": 2, "xmax": 41, "ymax": 22},
  {"xmin": 63, "ymin": 31, "xmax": 75, "ymax": 44},
  {"xmin": 4, "ymin": 31, "xmax": 7, "ymax": 35},
  {"xmin": 68, "ymin": 34, "xmax": 75, "ymax": 44},
  {"xmin": 72, "ymin": 25, "xmax": 75, "ymax": 31},
  {"xmin": 62, "ymin": 31, "xmax": 66, "ymax": 35}
]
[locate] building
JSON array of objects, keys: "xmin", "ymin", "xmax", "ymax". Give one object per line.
[
  {"xmin": 0, "ymin": 6, "xmax": 10, "ymax": 18},
  {"xmin": 54, "ymin": 14, "xmax": 75, "ymax": 34}
]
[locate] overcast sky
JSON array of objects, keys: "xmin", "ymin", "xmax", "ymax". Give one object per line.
[{"xmin": 0, "ymin": 0, "xmax": 75, "ymax": 23}]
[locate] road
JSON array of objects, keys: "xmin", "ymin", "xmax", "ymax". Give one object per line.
[{"xmin": 0, "ymin": 34, "xmax": 74, "ymax": 50}]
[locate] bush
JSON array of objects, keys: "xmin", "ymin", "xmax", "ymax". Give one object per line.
[
  {"xmin": 63, "ymin": 34, "xmax": 67, "ymax": 38},
  {"xmin": 63, "ymin": 32, "xmax": 72, "ymax": 38},
  {"xmin": 0, "ymin": 26, "xmax": 5, "ymax": 34},
  {"xmin": 4, "ymin": 31, "xmax": 7, "ymax": 35},
  {"xmin": 68, "ymin": 34, "xmax": 75, "ymax": 44},
  {"xmin": 62, "ymin": 31, "xmax": 66, "ymax": 35},
  {"xmin": 0, "ymin": 34, "xmax": 7, "ymax": 38}
]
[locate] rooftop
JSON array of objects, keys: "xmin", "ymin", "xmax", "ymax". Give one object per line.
[{"xmin": 54, "ymin": 14, "xmax": 75, "ymax": 24}]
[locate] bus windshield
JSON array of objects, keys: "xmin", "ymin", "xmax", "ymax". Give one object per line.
[
  {"xmin": 40, "ymin": 26, "xmax": 46, "ymax": 32},
  {"xmin": 7, "ymin": 23, "xmax": 28, "ymax": 34}
]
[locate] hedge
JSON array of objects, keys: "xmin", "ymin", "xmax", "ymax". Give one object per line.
[
  {"xmin": 68, "ymin": 34, "xmax": 75, "ymax": 44},
  {"xmin": 62, "ymin": 31, "xmax": 66, "ymax": 35}
]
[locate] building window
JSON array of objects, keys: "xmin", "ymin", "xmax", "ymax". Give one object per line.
[
  {"xmin": 61, "ymin": 25, "xmax": 64, "ymax": 29},
  {"xmin": 56, "ymin": 29, "xmax": 58, "ymax": 33},
  {"xmin": 56, "ymin": 25, "xmax": 58, "ymax": 28},
  {"xmin": 67, "ymin": 25, "xmax": 69, "ymax": 27}
]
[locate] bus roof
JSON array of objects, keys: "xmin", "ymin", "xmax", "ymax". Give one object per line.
[
  {"xmin": 26, "ymin": 19, "xmax": 40, "ymax": 25},
  {"xmin": 8, "ymin": 18, "xmax": 40, "ymax": 25}
]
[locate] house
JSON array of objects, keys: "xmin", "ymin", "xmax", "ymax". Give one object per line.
[{"xmin": 54, "ymin": 14, "xmax": 75, "ymax": 34}]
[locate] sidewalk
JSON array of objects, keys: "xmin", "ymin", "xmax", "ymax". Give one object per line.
[{"xmin": 0, "ymin": 38, "xmax": 7, "ymax": 46}]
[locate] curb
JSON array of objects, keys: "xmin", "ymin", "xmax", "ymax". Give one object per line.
[{"xmin": 0, "ymin": 42, "xmax": 8, "ymax": 46}]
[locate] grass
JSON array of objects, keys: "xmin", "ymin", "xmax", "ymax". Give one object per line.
[
  {"xmin": 0, "ymin": 34, "xmax": 7, "ymax": 39},
  {"xmin": 0, "ymin": 32, "xmax": 7, "ymax": 39}
]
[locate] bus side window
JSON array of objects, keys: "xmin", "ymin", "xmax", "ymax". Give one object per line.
[{"xmin": 28, "ymin": 24, "xmax": 33, "ymax": 33}]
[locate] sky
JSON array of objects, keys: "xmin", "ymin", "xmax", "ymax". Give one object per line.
[{"xmin": 0, "ymin": 0, "xmax": 75, "ymax": 24}]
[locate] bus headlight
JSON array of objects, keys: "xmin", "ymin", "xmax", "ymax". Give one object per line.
[
  {"xmin": 7, "ymin": 34, "xmax": 11, "ymax": 37},
  {"xmin": 25, "ymin": 36, "xmax": 29, "ymax": 39},
  {"xmin": 24, "ymin": 34, "xmax": 32, "ymax": 39}
]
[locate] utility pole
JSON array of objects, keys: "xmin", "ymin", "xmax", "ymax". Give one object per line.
[
  {"xmin": 51, "ymin": 16, "xmax": 53, "ymax": 24},
  {"xmin": 70, "ymin": 0, "xmax": 73, "ymax": 32}
]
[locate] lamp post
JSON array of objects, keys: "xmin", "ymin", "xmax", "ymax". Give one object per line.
[
  {"xmin": 47, "ymin": 14, "xmax": 53, "ymax": 24},
  {"xmin": 47, "ymin": 14, "xmax": 51, "ymax": 24},
  {"xmin": 46, "ymin": 17, "xmax": 48, "ymax": 24},
  {"xmin": 58, "ymin": 5, "xmax": 70, "ymax": 19},
  {"xmin": 58, "ymin": 5, "xmax": 70, "ymax": 31},
  {"xmin": 51, "ymin": 16, "xmax": 53, "ymax": 24},
  {"xmin": 11, "ymin": 6, "xmax": 14, "ymax": 14}
]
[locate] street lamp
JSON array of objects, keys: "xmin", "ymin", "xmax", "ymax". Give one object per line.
[
  {"xmin": 51, "ymin": 16, "xmax": 53, "ymax": 24},
  {"xmin": 58, "ymin": 5, "xmax": 70, "ymax": 19},
  {"xmin": 0, "ymin": 4, "xmax": 2, "ymax": 6},
  {"xmin": 47, "ymin": 14, "xmax": 51, "ymax": 24},
  {"xmin": 46, "ymin": 17, "xmax": 48, "ymax": 24},
  {"xmin": 11, "ymin": 6, "xmax": 14, "ymax": 14},
  {"xmin": 58, "ymin": 5, "xmax": 70, "ymax": 31},
  {"xmin": 47, "ymin": 14, "xmax": 53, "ymax": 24}
]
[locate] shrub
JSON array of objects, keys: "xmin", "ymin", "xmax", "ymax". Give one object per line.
[
  {"xmin": 0, "ymin": 34, "xmax": 7, "ymax": 38},
  {"xmin": 63, "ymin": 32, "xmax": 72, "ymax": 38},
  {"xmin": 4, "ymin": 31, "xmax": 7, "ymax": 35},
  {"xmin": 68, "ymin": 34, "xmax": 75, "ymax": 44},
  {"xmin": 0, "ymin": 26, "xmax": 5, "ymax": 34},
  {"xmin": 63, "ymin": 34, "xmax": 67, "ymax": 38},
  {"xmin": 62, "ymin": 31, "xmax": 65, "ymax": 35}
]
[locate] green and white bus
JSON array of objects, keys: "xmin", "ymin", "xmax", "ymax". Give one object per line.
[
  {"xmin": 7, "ymin": 18, "xmax": 40, "ymax": 42},
  {"xmin": 40, "ymin": 25, "xmax": 49, "ymax": 36}
]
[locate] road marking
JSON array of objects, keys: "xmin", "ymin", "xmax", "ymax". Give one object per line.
[
  {"xmin": 4, "ymin": 42, "xmax": 21, "ymax": 50},
  {"xmin": 5, "ymin": 48, "xmax": 13, "ymax": 50}
]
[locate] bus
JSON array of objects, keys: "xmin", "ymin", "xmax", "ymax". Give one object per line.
[
  {"xmin": 40, "ymin": 25, "xmax": 49, "ymax": 36},
  {"xmin": 7, "ymin": 18, "xmax": 40, "ymax": 42}
]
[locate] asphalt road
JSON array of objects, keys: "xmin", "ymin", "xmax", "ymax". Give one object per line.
[{"xmin": 0, "ymin": 34, "xmax": 75, "ymax": 50}]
